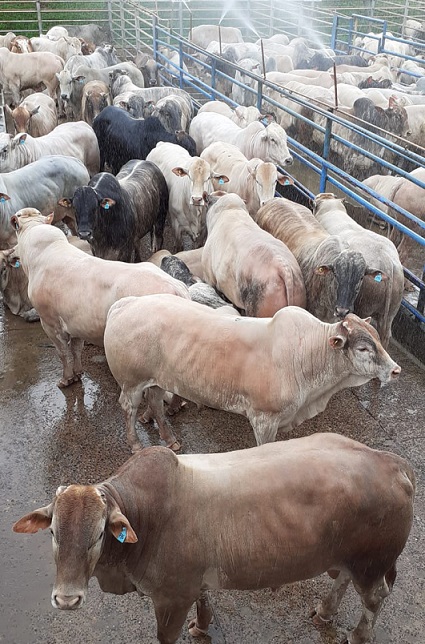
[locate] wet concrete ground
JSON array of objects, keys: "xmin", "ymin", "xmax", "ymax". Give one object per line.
[{"xmin": 0, "ymin": 298, "xmax": 424, "ymax": 644}]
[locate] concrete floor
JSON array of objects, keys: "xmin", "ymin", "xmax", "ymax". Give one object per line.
[{"xmin": 0, "ymin": 301, "xmax": 424, "ymax": 644}]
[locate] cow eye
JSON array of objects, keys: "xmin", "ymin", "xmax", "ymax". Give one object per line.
[{"xmin": 356, "ymin": 345, "xmax": 370, "ymax": 353}]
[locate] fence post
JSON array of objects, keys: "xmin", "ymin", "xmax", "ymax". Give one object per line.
[
  {"xmin": 152, "ymin": 16, "xmax": 158, "ymax": 61},
  {"xmin": 210, "ymin": 59, "xmax": 216, "ymax": 100},
  {"xmin": 330, "ymin": 13, "xmax": 338, "ymax": 51},
  {"xmin": 319, "ymin": 115, "xmax": 333, "ymax": 192},
  {"xmin": 107, "ymin": 0, "xmax": 113, "ymax": 43},
  {"xmin": 256, "ymin": 79, "xmax": 263, "ymax": 112},
  {"xmin": 178, "ymin": 40, "xmax": 184, "ymax": 89},
  {"xmin": 35, "ymin": 0, "xmax": 43, "ymax": 35},
  {"xmin": 418, "ymin": 266, "xmax": 425, "ymax": 315}
]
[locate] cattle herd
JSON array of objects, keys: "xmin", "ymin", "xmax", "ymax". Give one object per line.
[{"xmin": 0, "ymin": 18, "xmax": 418, "ymax": 644}]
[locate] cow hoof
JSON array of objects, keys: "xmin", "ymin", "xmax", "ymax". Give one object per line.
[
  {"xmin": 167, "ymin": 440, "xmax": 181, "ymax": 452},
  {"xmin": 57, "ymin": 375, "xmax": 81, "ymax": 388},
  {"xmin": 310, "ymin": 609, "xmax": 332, "ymax": 626},
  {"xmin": 188, "ymin": 619, "xmax": 208, "ymax": 637}
]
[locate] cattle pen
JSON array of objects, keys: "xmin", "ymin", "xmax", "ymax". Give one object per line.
[
  {"xmin": 0, "ymin": 3, "xmax": 424, "ymax": 644},
  {"xmin": 1, "ymin": 0, "xmax": 422, "ymax": 359}
]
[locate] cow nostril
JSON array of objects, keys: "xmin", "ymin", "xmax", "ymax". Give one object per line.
[
  {"xmin": 335, "ymin": 307, "xmax": 350, "ymax": 318},
  {"xmin": 149, "ymin": 79, "xmax": 157, "ymax": 86},
  {"xmin": 191, "ymin": 197, "xmax": 203, "ymax": 206},
  {"xmin": 391, "ymin": 365, "xmax": 401, "ymax": 377},
  {"xmin": 53, "ymin": 594, "xmax": 83, "ymax": 610}
]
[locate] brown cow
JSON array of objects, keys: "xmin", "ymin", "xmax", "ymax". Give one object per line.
[
  {"xmin": 13, "ymin": 434, "xmax": 415, "ymax": 644},
  {"xmin": 103, "ymin": 294, "xmax": 400, "ymax": 449}
]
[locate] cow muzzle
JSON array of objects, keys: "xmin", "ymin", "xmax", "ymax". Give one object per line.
[
  {"xmin": 335, "ymin": 306, "xmax": 350, "ymax": 319},
  {"xmin": 51, "ymin": 592, "xmax": 85, "ymax": 610},
  {"xmin": 149, "ymin": 79, "xmax": 157, "ymax": 86},
  {"xmin": 191, "ymin": 196, "xmax": 204, "ymax": 206},
  {"xmin": 60, "ymin": 94, "xmax": 69, "ymax": 101},
  {"xmin": 78, "ymin": 231, "xmax": 93, "ymax": 242}
]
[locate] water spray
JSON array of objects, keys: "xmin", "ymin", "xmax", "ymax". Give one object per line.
[{"xmin": 218, "ymin": 23, "xmax": 222, "ymax": 56}]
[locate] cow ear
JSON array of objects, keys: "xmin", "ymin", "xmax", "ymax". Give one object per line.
[
  {"xmin": 0, "ymin": 193, "xmax": 11, "ymax": 202},
  {"xmin": 58, "ymin": 198, "xmax": 72, "ymax": 208},
  {"xmin": 45, "ymin": 213, "xmax": 54, "ymax": 225},
  {"xmin": 30, "ymin": 105, "xmax": 41, "ymax": 116},
  {"xmin": 73, "ymin": 75, "xmax": 85, "ymax": 83},
  {"xmin": 108, "ymin": 508, "xmax": 138, "ymax": 543},
  {"xmin": 100, "ymin": 198, "xmax": 116, "ymax": 210},
  {"xmin": 13, "ymin": 504, "xmax": 53, "ymax": 533},
  {"xmin": 363, "ymin": 317, "xmax": 373, "ymax": 325},
  {"xmin": 277, "ymin": 173, "xmax": 294, "ymax": 185},
  {"xmin": 13, "ymin": 133, "xmax": 27, "ymax": 146},
  {"xmin": 329, "ymin": 333, "xmax": 347, "ymax": 350},
  {"xmin": 172, "ymin": 167, "xmax": 188, "ymax": 177},
  {"xmin": 213, "ymin": 174, "xmax": 229, "ymax": 184},
  {"xmin": 366, "ymin": 269, "xmax": 388, "ymax": 283}
]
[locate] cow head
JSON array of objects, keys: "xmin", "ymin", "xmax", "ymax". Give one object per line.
[
  {"xmin": 59, "ymin": 183, "xmax": 118, "ymax": 242},
  {"xmin": 172, "ymin": 159, "xmax": 229, "ymax": 207},
  {"xmin": 13, "ymin": 484, "xmax": 138, "ymax": 611},
  {"xmin": 329, "ymin": 314, "xmax": 400, "ymax": 384},
  {"xmin": 257, "ymin": 122, "xmax": 293, "ymax": 166},
  {"xmin": 10, "ymin": 208, "xmax": 53, "ymax": 233}
]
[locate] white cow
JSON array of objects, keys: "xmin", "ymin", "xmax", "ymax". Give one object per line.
[
  {"xmin": 30, "ymin": 36, "xmax": 82, "ymax": 61},
  {"xmin": 201, "ymin": 142, "xmax": 289, "ymax": 215},
  {"xmin": 0, "ymin": 155, "xmax": 90, "ymax": 248},
  {"xmin": 198, "ymin": 101, "xmax": 261, "ymax": 128},
  {"xmin": 12, "ymin": 209, "xmax": 189, "ymax": 439},
  {"xmin": 0, "ymin": 47, "xmax": 63, "ymax": 104},
  {"xmin": 5, "ymin": 93, "xmax": 58, "ymax": 137},
  {"xmin": 189, "ymin": 112, "xmax": 293, "ymax": 167},
  {"xmin": 104, "ymin": 294, "xmax": 400, "ymax": 449},
  {"xmin": 146, "ymin": 142, "xmax": 229, "ymax": 251},
  {"xmin": 202, "ymin": 193, "xmax": 306, "ymax": 316},
  {"xmin": 0, "ymin": 122, "xmax": 100, "ymax": 176}
]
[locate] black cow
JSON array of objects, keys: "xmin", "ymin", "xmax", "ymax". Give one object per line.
[
  {"xmin": 58, "ymin": 160, "xmax": 169, "ymax": 262},
  {"xmin": 92, "ymin": 106, "xmax": 196, "ymax": 174},
  {"xmin": 306, "ymin": 52, "xmax": 369, "ymax": 71}
]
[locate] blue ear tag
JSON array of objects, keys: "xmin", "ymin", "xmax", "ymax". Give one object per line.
[
  {"xmin": 13, "ymin": 260, "xmax": 20, "ymax": 268},
  {"xmin": 261, "ymin": 118, "xmax": 268, "ymax": 126},
  {"xmin": 374, "ymin": 273, "xmax": 382, "ymax": 283},
  {"xmin": 20, "ymin": 139, "xmax": 25, "ymax": 145},
  {"xmin": 218, "ymin": 178, "xmax": 224, "ymax": 185},
  {"xmin": 0, "ymin": 197, "xmax": 5, "ymax": 203},
  {"xmin": 103, "ymin": 202, "xmax": 110, "ymax": 210},
  {"xmin": 117, "ymin": 526, "xmax": 127, "ymax": 543},
  {"xmin": 284, "ymin": 179, "xmax": 291, "ymax": 185}
]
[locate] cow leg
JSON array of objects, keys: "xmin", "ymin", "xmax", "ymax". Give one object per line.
[
  {"xmin": 41, "ymin": 321, "xmax": 81, "ymax": 387},
  {"xmin": 152, "ymin": 596, "xmax": 194, "ymax": 644},
  {"xmin": 311, "ymin": 570, "xmax": 351, "ymax": 624},
  {"xmin": 345, "ymin": 576, "xmax": 392, "ymax": 644},
  {"xmin": 249, "ymin": 413, "xmax": 279, "ymax": 445},
  {"xmin": 145, "ymin": 386, "xmax": 181, "ymax": 451},
  {"xmin": 70, "ymin": 338, "xmax": 84, "ymax": 377},
  {"xmin": 188, "ymin": 590, "xmax": 212, "ymax": 636},
  {"xmin": 119, "ymin": 386, "xmax": 145, "ymax": 452}
]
